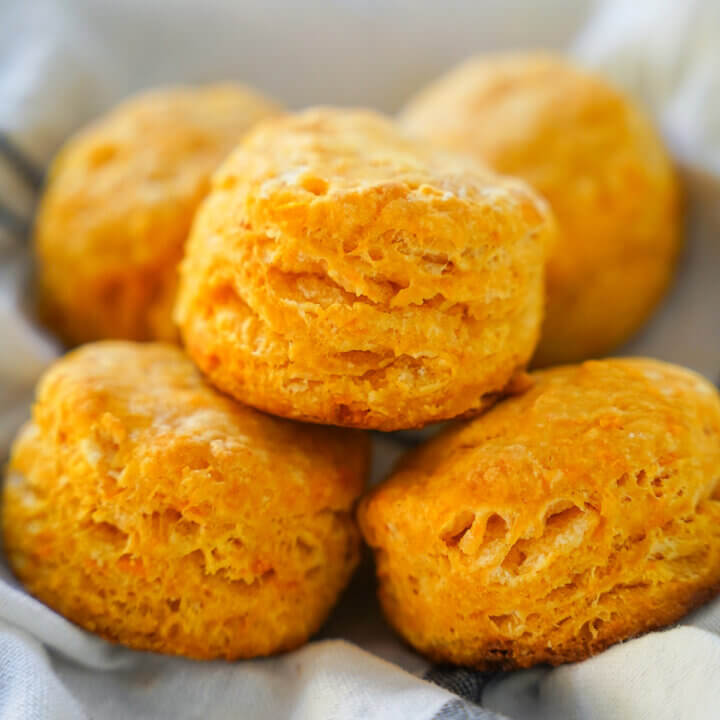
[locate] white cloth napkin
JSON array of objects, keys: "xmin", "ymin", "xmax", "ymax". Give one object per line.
[{"xmin": 1, "ymin": 1, "xmax": 719, "ymax": 718}]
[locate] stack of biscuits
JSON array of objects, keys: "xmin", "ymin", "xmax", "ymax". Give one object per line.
[{"xmin": 4, "ymin": 53, "xmax": 720, "ymax": 670}]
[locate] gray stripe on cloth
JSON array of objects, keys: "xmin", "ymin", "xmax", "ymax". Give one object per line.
[
  {"xmin": 0, "ymin": 132, "xmax": 41, "ymax": 250},
  {"xmin": 425, "ymin": 666, "xmax": 498, "ymax": 704},
  {"xmin": 0, "ymin": 201, "xmax": 29, "ymax": 237},
  {"xmin": 0, "ymin": 132, "xmax": 44, "ymax": 191},
  {"xmin": 433, "ymin": 698, "xmax": 509, "ymax": 720},
  {"xmin": 426, "ymin": 667, "xmax": 510, "ymax": 720}
]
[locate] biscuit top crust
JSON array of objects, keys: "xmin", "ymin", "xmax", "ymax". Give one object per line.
[
  {"xmin": 29, "ymin": 342, "xmax": 367, "ymax": 519},
  {"xmin": 36, "ymin": 85, "xmax": 282, "ymax": 272},
  {"xmin": 231, "ymin": 106, "xmax": 534, "ymax": 194},
  {"xmin": 400, "ymin": 52, "xmax": 672, "ymax": 185},
  {"xmin": 361, "ymin": 358, "xmax": 720, "ymax": 548},
  {"xmin": 210, "ymin": 107, "xmax": 553, "ymax": 281}
]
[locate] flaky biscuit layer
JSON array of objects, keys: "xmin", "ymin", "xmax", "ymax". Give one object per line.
[
  {"xmin": 176, "ymin": 108, "xmax": 554, "ymax": 430},
  {"xmin": 359, "ymin": 358, "xmax": 720, "ymax": 668},
  {"xmin": 3, "ymin": 342, "xmax": 369, "ymax": 659}
]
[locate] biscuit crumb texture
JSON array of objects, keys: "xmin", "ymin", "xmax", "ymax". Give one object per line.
[
  {"xmin": 175, "ymin": 107, "xmax": 554, "ymax": 430},
  {"xmin": 3, "ymin": 342, "xmax": 369, "ymax": 659},
  {"xmin": 359, "ymin": 358, "xmax": 720, "ymax": 668},
  {"xmin": 401, "ymin": 54, "xmax": 682, "ymax": 366},
  {"xmin": 34, "ymin": 85, "xmax": 281, "ymax": 345}
]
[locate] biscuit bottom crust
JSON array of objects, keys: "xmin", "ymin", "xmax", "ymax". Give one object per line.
[
  {"xmin": 359, "ymin": 358, "xmax": 720, "ymax": 668},
  {"xmin": 2, "ymin": 342, "xmax": 368, "ymax": 659}
]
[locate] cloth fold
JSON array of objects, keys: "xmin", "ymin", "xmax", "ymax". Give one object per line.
[{"xmin": 1, "ymin": 0, "xmax": 719, "ymax": 718}]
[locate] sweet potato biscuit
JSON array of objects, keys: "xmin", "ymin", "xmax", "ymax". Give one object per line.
[
  {"xmin": 2, "ymin": 342, "xmax": 369, "ymax": 659},
  {"xmin": 359, "ymin": 358, "xmax": 720, "ymax": 669},
  {"xmin": 175, "ymin": 107, "xmax": 554, "ymax": 430},
  {"xmin": 401, "ymin": 54, "xmax": 682, "ymax": 366},
  {"xmin": 34, "ymin": 85, "xmax": 281, "ymax": 345}
]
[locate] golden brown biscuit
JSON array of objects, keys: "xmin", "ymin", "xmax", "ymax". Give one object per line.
[
  {"xmin": 359, "ymin": 358, "xmax": 720, "ymax": 669},
  {"xmin": 34, "ymin": 85, "xmax": 281, "ymax": 345},
  {"xmin": 400, "ymin": 54, "xmax": 682, "ymax": 367},
  {"xmin": 2, "ymin": 342, "xmax": 369, "ymax": 659},
  {"xmin": 175, "ymin": 107, "xmax": 554, "ymax": 431}
]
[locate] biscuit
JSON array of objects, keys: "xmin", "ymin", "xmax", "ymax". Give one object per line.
[
  {"xmin": 400, "ymin": 54, "xmax": 682, "ymax": 366},
  {"xmin": 175, "ymin": 108, "xmax": 554, "ymax": 430},
  {"xmin": 2, "ymin": 342, "xmax": 369, "ymax": 659},
  {"xmin": 359, "ymin": 358, "xmax": 720, "ymax": 669},
  {"xmin": 34, "ymin": 85, "xmax": 281, "ymax": 345}
]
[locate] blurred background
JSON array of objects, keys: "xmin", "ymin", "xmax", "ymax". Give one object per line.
[{"xmin": 1, "ymin": 0, "xmax": 595, "ymax": 160}]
